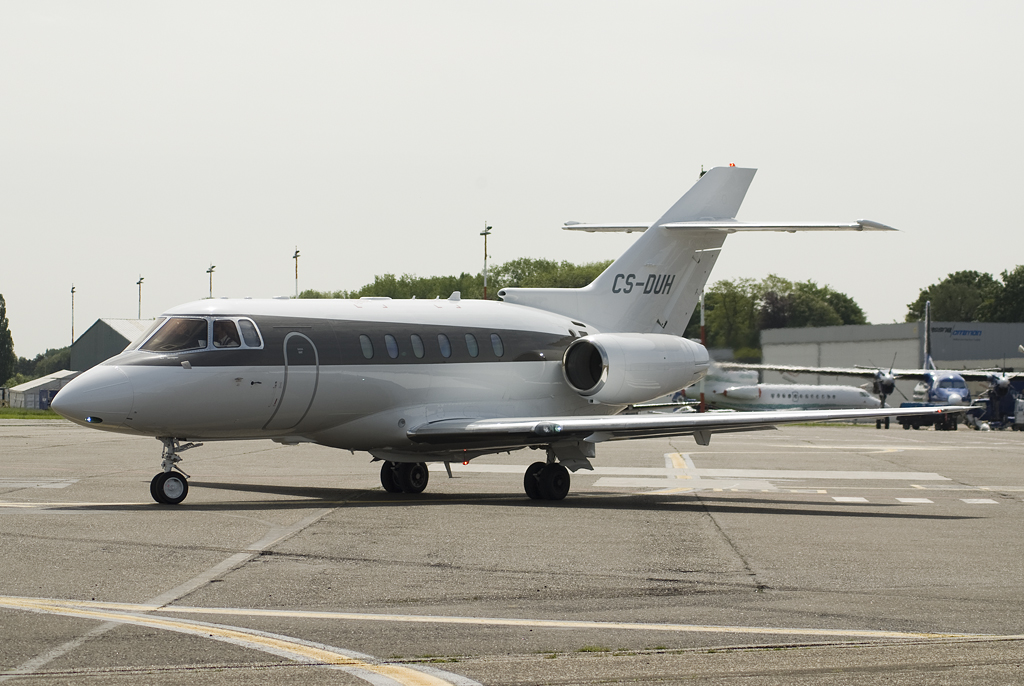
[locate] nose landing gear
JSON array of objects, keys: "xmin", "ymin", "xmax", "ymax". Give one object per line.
[{"xmin": 151, "ymin": 438, "xmax": 201, "ymax": 505}]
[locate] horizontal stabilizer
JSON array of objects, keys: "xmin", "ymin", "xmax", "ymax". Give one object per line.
[{"xmin": 564, "ymin": 220, "xmax": 897, "ymax": 233}]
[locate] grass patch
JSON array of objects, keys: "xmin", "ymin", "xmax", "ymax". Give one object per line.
[
  {"xmin": 577, "ymin": 645, "xmax": 611, "ymax": 653},
  {"xmin": 0, "ymin": 407, "xmax": 64, "ymax": 420}
]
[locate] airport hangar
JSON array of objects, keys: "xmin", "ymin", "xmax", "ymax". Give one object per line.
[{"xmin": 757, "ymin": 321, "xmax": 1024, "ymax": 400}]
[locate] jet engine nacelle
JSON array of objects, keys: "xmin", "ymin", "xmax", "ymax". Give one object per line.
[{"xmin": 562, "ymin": 333, "xmax": 709, "ymax": 405}]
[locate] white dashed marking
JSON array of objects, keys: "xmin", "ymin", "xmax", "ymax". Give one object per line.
[
  {"xmin": 832, "ymin": 496, "xmax": 869, "ymax": 503},
  {"xmin": 0, "ymin": 478, "xmax": 78, "ymax": 489},
  {"xmin": 897, "ymin": 498, "xmax": 934, "ymax": 504},
  {"xmin": 961, "ymin": 499, "xmax": 998, "ymax": 504}
]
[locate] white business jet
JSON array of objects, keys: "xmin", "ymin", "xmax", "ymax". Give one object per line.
[{"xmin": 52, "ymin": 167, "xmax": 956, "ymax": 504}]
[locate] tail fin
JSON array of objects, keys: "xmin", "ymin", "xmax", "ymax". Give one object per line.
[
  {"xmin": 500, "ymin": 166, "xmax": 756, "ymax": 335},
  {"xmin": 924, "ymin": 300, "xmax": 936, "ymax": 370}
]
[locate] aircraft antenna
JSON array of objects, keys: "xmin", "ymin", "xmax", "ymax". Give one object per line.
[
  {"xmin": 293, "ymin": 248, "xmax": 300, "ymax": 298},
  {"xmin": 70, "ymin": 284, "xmax": 75, "ymax": 345},
  {"xmin": 480, "ymin": 223, "xmax": 493, "ymax": 299},
  {"xmin": 136, "ymin": 276, "xmax": 144, "ymax": 319}
]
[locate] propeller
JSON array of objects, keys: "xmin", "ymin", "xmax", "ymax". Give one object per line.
[{"xmin": 870, "ymin": 353, "xmax": 899, "ymax": 407}]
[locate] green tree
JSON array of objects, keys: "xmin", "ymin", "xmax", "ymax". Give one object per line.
[
  {"xmin": 0, "ymin": 295, "xmax": 14, "ymax": 385},
  {"xmin": 9, "ymin": 347, "xmax": 70, "ymax": 385},
  {"xmin": 688, "ymin": 275, "xmax": 867, "ymax": 358},
  {"xmin": 981, "ymin": 265, "xmax": 1024, "ymax": 322},
  {"xmin": 703, "ymin": 278, "xmax": 761, "ymax": 351},
  {"xmin": 905, "ymin": 270, "xmax": 999, "ymax": 322},
  {"xmin": 299, "ymin": 258, "xmax": 613, "ymax": 302}
]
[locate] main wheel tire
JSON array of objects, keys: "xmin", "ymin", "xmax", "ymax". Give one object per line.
[
  {"xmin": 151, "ymin": 471, "xmax": 188, "ymax": 505},
  {"xmin": 538, "ymin": 463, "xmax": 570, "ymax": 501},
  {"xmin": 396, "ymin": 462, "xmax": 429, "ymax": 494},
  {"xmin": 876, "ymin": 419, "xmax": 882, "ymax": 429},
  {"xmin": 524, "ymin": 462, "xmax": 545, "ymax": 500},
  {"xmin": 380, "ymin": 462, "xmax": 402, "ymax": 493},
  {"xmin": 885, "ymin": 417, "xmax": 890, "ymax": 429}
]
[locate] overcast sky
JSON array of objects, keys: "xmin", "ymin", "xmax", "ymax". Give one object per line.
[{"xmin": 2, "ymin": 1, "xmax": 1022, "ymax": 357}]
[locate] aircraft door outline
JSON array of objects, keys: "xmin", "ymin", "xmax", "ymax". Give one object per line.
[{"xmin": 263, "ymin": 332, "xmax": 319, "ymax": 431}]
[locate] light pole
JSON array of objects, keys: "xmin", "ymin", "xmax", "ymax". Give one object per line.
[
  {"xmin": 136, "ymin": 276, "xmax": 144, "ymax": 319},
  {"xmin": 71, "ymin": 285, "xmax": 76, "ymax": 345},
  {"xmin": 206, "ymin": 264, "xmax": 216, "ymax": 299},
  {"xmin": 293, "ymin": 248, "xmax": 300, "ymax": 298},
  {"xmin": 480, "ymin": 223, "xmax": 492, "ymax": 299}
]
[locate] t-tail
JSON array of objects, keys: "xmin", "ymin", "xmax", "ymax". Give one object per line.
[{"xmin": 499, "ymin": 166, "xmax": 897, "ymax": 335}]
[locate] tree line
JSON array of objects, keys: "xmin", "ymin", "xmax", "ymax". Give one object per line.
[
  {"xmin": 904, "ymin": 267, "xmax": 1024, "ymax": 323},
  {"xmin": 2, "ymin": 263, "xmax": 1022, "ymax": 387}
]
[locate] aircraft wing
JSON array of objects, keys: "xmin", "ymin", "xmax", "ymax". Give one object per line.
[
  {"xmin": 407, "ymin": 406, "xmax": 961, "ymax": 451},
  {"xmin": 562, "ymin": 220, "xmax": 896, "ymax": 233}
]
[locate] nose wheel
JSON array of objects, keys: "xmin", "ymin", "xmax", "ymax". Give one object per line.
[
  {"xmin": 151, "ymin": 437, "xmax": 201, "ymax": 505},
  {"xmin": 151, "ymin": 471, "xmax": 189, "ymax": 504}
]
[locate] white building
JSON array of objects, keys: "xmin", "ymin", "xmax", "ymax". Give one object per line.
[{"xmin": 8, "ymin": 370, "xmax": 81, "ymax": 410}]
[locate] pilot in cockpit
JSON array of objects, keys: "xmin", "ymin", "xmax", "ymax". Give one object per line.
[{"xmin": 213, "ymin": 320, "xmax": 241, "ymax": 348}]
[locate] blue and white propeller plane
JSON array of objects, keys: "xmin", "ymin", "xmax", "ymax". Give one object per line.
[{"xmin": 52, "ymin": 167, "xmax": 959, "ymax": 504}]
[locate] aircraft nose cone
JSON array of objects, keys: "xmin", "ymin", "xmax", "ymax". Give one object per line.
[
  {"xmin": 947, "ymin": 393, "xmax": 964, "ymax": 406},
  {"xmin": 51, "ymin": 366, "xmax": 134, "ymax": 428}
]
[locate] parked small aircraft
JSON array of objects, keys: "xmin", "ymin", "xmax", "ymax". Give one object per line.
[
  {"xmin": 719, "ymin": 302, "xmax": 1013, "ymax": 412},
  {"xmin": 52, "ymin": 167, "xmax": 956, "ymax": 504},
  {"xmin": 680, "ymin": 364, "xmax": 880, "ymax": 411}
]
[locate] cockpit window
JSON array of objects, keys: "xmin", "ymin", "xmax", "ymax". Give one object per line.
[
  {"xmin": 127, "ymin": 317, "xmax": 167, "ymax": 351},
  {"xmin": 238, "ymin": 319, "xmax": 262, "ymax": 347},
  {"xmin": 140, "ymin": 318, "xmax": 209, "ymax": 352},
  {"xmin": 213, "ymin": 320, "xmax": 241, "ymax": 348},
  {"xmin": 939, "ymin": 378, "xmax": 967, "ymax": 389}
]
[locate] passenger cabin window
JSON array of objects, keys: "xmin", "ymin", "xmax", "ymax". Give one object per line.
[
  {"xmin": 213, "ymin": 320, "xmax": 241, "ymax": 348},
  {"xmin": 490, "ymin": 333, "xmax": 504, "ymax": 357},
  {"xmin": 359, "ymin": 334, "xmax": 374, "ymax": 359},
  {"xmin": 465, "ymin": 333, "xmax": 479, "ymax": 358},
  {"xmin": 140, "ymin": 318, "xmax": 209, "ymax": 352},
  {"xmin": 385, "ymin": 334, "xmax": 399, "ymax": 359},
  {"xmin": 438, "ymin": 334, "xmax": 452, "ymax": 358},
  {"xmin": 410, "ymin": 334, "xmax": 425, "ymax": 359},
  {"xmin": 238, "ymin": 319, "xmax": 262, "ymax": 347}
]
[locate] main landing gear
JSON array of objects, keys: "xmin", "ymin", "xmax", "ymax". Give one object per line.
[
  {"xmin": 380, "ymin": 461, "xmax": 429, "ymax": 494},
  {"xmin": 523, "ymin": 461, "xmax": 570, "ymax": 501},
  {"xmin": 875, "ymin": 417, "xmax": 890, "ymax": 429},
  {"xmin": 151, "ymin": 438, "xmax": 201, "ymax": 505}
]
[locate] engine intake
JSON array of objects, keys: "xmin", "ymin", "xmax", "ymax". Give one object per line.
[{"xmin": 562, "ymin": 333, "xmax": 709, "ymax": 405}]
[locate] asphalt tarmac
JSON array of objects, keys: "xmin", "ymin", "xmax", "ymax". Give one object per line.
[{"xmin": 1, "ymin": 419, "xmax": 1022, "ymax": 684}]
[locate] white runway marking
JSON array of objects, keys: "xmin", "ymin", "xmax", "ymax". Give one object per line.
[
  {"xmin": 962, "ymin": 499, "xmax": 999, "ymax": 504},
  {"xmin": 0, "ymin": 596, "xmax": 1002, "ymax": 643},
  {"xmin": 832, "ymin": 497, "xmax": 869, "ymax": 503},
  {"xmin": 897, "ymin": 498, "xmax": 934, "ymax": 504}
]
